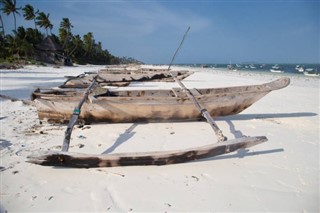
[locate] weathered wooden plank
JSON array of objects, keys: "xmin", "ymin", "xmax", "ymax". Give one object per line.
[
  {"xmin": 61, "ymin": 70, "xmax": 193, "ymax": 88},
  {"xmin": 27, "ymin": 136, "xmax": 268, "ymax": 168}
]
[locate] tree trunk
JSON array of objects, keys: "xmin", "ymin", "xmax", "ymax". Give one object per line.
[
  {"xmin": 34, "ymin": 19, "xmax": 37, "ymax": 30},
  {"xmin": 13, "ymin": 13, "xmax": 17, "ymax": 31},
  {"xmin": 0, "ymin": 14, "xmax": 5, "ymax": 36}
]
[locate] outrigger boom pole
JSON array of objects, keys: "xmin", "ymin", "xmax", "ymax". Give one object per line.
[
  {"xmin": 167, "ymin": 27, "xmax": 226, "ymax": 142},
  {"xmin": 61, "ymin": 75, "xmax": 98, "ymax": 152}
]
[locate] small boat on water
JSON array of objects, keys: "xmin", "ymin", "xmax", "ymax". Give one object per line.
[
  {"xmin": 303, "ymin": 69, "xmax": 320, "ymax": 77},
  {"xmin": 270, "ymin": 69, "xmax": 284, "ymax": 73},
  {"xmin": 270, "ymin": 64, "xmax": 284, "ymax": 73},
  {"xmin": 305, "ymin": 68, "xmax": 314, "ymax": 72},
  {"xmin": 32, "ymin": 77, "xmax": 290, "ymax": 124},
  {"xmin": 295, "ymin": 65, "xmax": 305, "ymax": 72},
  {"xmin": 303, "ymin": 72, "xmax": 319, "ymax": 77},
  {"xmin": 249, "ymin": 64, "xmax": 256, "ymax": 69},
  {"xmin": 298, "ymin": 67, "xmax": 305, "ymax": 72},
  {"xmin": 62, "ymin": 69, "xmax": 193, "ymax": 88}
]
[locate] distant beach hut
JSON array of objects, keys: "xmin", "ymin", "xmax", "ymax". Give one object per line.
[{"xmin": 36, "ymin": 36, "xmax": 72, "ymax": 66}]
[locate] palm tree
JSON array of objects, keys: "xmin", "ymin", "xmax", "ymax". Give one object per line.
[
  {"xmin": 0, "ymin": 14, "xmax": 5, "ymax": 36},
  {"xmin": 69, "ymin": 34, "xmax": 84, "ymax": 62},
  {"xmin": 15, "ymin": 25, "xmax": 26, "ymax": 40},
  {"xmin": 25, "ymin": 27, "xmax": 43, "ymax": 47},
  {"xmin": 83, "ymin": 32, "xmax": 93, "ymax": 56},
  {"xmin": 0, "ymin": 0, "xmax": 21, "ymax": 31},
  {"xmin": 13, "ymin": 26, "xmax": 34, "ymax": 57},
  {"xmin": 60, "ymin": 18, "xmax": 73, "ymax": 33},
  {"xmin": 0, "ymin": 34, "xmax": 7, "ymax": 58},
  {"xmin": 36, "ymin": 12, "xmax": 52, "ymax": 36},
  {"xmin": 5, "ymin": 34, "xmax": 17, "ymax": 55},
  {"xmin": 22, "ymin": 4, "xmax": 39, "ymax": 29},
  {"xmin": 59, "ymin": 18, "xmax": 73, "ymax": 48},
  {"xmin": 48, "ymin": 22, "xmax": 53, "ymax": 35}
]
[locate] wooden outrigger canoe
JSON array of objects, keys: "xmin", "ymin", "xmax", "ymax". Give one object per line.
[
  {"xmin": 26, "ymin": 28, "xmax": 289, "ymax": 168},
  {"xmin": 32, "ymin": 77, "xmax": 290, "ymax": 124},
  {"xmin": 61, "ymin": 69, "xmax": 193, "ymax": 88}
]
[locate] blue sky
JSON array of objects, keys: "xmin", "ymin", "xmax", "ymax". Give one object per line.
[{"xmin": 2, "ymin": 0, "xmax": 319, "ymax": 64}]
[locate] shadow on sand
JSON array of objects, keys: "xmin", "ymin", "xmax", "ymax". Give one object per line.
[
  {"xmin": 100, "ymin": 112, "xmax": 315, "ymax": 156},
  {"xmin": 216, "ymin": 112, "xmax": 317, "ymax": 139},
  {"xmin": 196, "ymin": 148, "xmax": 285, "ymax": 163},
  {"xmin": 101, "ymin": 123, "xmax": 139, "ymax": 154},
  {"xmin": 216, "ymin": 112, "xmax": 317, "ymax": 121},
  {"xmin": 196, "ymin": 112, "xmax": 315, "ymax": 162},
  {"xmin": 0, "ymin": 139, "xmax": 12, "ymax": 150},
  {"xmin": 195, "ymin": 112, "xmax": 318, "ymax": 162}
]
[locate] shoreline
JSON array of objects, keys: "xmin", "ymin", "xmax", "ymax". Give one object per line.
[{"xmin": 0, "ymin": 64, "xmax": 319, "ymax": 100}]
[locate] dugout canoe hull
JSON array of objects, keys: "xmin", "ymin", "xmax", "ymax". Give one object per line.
[
  {"xmin": 32, "ymin": 77, "xmax": 290, "ymax": 124},
  {"xmin": 61, "ymin": 70, "xmax": 193, "ymax": 88}
]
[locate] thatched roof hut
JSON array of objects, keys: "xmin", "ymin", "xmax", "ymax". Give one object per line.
[
  {"xmin": 36, "ymin": 36, "xmax": 72, "ymax": 65},
  {"xmin": 37, "ymin": 36, "xmax": 62, "ymax": 51}
]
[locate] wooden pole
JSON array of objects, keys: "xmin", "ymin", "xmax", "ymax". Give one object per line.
[
  {"xmin": 168, "ymin": 27, "xmax": 226, "ymax": 142},
  {"xmin": 61, "ymin": 75, "xmax": 98, "ymax": 152}
]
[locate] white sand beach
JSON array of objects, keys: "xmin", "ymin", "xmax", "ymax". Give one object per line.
[{"xmin": 0, "ymin": 65, "xmax": 319, "ymax": 212}]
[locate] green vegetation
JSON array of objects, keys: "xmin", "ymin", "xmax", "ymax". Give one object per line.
[{"xmin": 0, "ymin": 0, "xmax": 142, "ymax": 65}]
